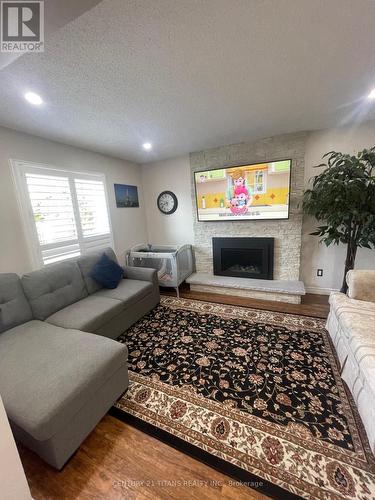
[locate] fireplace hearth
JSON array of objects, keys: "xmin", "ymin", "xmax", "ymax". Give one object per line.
[{"xmin": 213, "ymin": 237, "xmax": 274, "ymax": 280}]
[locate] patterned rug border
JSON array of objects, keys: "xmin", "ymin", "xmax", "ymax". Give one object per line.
[
  {"xmin": 160, "ymin": 296, "xmax": 327, "ymax": 332},
  {"xmin": 109, "ymin": 405, "xmax": 300, "ymax": 500},
  {"xmin": 115, "ymin": 373, "xmax": 375, "ymax": 499},
  {"xmin": 115, "ymin": 377, "xmax": 313, "ymax": 499},
  {"xmin": 126, "ymin": 371, "xmax": 369, "ymax": 468},
  {"xmin": 113, "ymin": 298, "xmax": 375, "ymax": 499}
]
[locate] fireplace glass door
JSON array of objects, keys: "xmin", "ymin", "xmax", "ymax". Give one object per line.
[
  {"xmin": 212, "ymin": 237, "xmax": 274, "ymax": 280},
  {"xmin": 221, "ymin": 248, "xmax": 263, "ymax": 276}
]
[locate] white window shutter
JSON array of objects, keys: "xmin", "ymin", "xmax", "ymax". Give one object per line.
[
  {"xmin": 74, "ymin": 178, "xmax": 112, "ymax": 253},
  {"xmin": 25, "ymin": 172, "xmax": 80, "ymax": 265},
  {"xmin": 13, "ymin": 161, "xmax": 114, "ymax": 267}
]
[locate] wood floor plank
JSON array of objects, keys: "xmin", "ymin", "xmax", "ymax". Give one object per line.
[
  {"xmin": 161, "ymin": 286, "xmax": 330, "ymax": 319},
  {"xmin": 20, "ymin": 416, "xmax": 269, "ymax": 500}
]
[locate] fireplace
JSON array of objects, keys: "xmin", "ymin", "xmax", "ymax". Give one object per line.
[{"xmin": 213, "ymin": 237, "xmax": 274, "ymax": 280}]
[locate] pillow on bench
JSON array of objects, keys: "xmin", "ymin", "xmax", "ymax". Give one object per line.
[{"xmin": 90, "ymin": 253, "xmax": 123, "ymax": 289}]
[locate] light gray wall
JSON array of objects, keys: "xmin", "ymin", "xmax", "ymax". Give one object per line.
[
  {"xmin": 301, "ymin": 122, "xmax": 375, "ymax": 293},
  {"xmin": 0, "ymin": 126, "xmax": 148, "ymax": 274},
  {"xmin": 141, "ymin": 155, "xmax": 194, "ymax": 245}
]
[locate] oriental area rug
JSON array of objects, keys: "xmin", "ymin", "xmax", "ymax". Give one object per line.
[{"xmin": 111, "ymin": 296, "xmax": 375, "ymax": 499}]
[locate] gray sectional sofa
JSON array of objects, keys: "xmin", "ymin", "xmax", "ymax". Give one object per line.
[{"xmin": 0, "ymin": 247, "xmax": 159, "ymax": 469}]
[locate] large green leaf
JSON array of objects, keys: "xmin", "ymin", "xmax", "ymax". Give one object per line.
[{"xmin": 303, "ymin": 147, "xmax": 375, "ymax": 250}]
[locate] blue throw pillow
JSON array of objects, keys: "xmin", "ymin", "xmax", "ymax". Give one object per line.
[{"xmin": 90, "ymin": 253, "xmax": 124, "ymax": 289}]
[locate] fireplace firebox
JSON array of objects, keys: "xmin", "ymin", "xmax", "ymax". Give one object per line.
[{"xmin": 213, "ymin": 237, "xmax": 274, "ymax": 280}]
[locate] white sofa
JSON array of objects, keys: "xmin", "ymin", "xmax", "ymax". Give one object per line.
[{"xmin": 327, "ymin": 270, "xmax": 375, "ymax": 453}]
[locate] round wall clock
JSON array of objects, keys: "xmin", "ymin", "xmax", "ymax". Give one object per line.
[{"xmin": 157, "ymin": 191, "xmax": 178, "ymax": 214}]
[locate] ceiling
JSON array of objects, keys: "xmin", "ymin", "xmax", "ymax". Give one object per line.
[{"xmin": 1, "ymin": 0, "xmax": 375, "ymax": 163}]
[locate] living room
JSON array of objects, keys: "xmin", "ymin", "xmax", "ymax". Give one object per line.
[{"xmin": 1, "ymin": 1, "xmax": 375, "ymax": 499}]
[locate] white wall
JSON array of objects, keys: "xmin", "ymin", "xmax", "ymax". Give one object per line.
[
  {"xmin": 0, "ymin": 126, "xmax": 147, "ymax": 274},
  {"xmin": 141, "ymin": 155, "xmax": 194, "ymax": 245},
  {"xmin": 0, "ymin": 395, "xmax": 32, "ymax": 500},
  {"xmin": 301, "ymin": 121, "xmax": 375, "ymax": 293}
]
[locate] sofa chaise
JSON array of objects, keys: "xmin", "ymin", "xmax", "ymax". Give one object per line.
[
  {"xmin": 327, "ymin": 270, "xmax": 375, "ymax": 453},
  {"xmin": 0, "ymin": 248, "xmax": 160, "ymax": 469}
]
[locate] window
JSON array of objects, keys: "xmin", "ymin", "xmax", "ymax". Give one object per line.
[
  {"xmin": 12, "ymin": 161, "xmax": 113, "ymax": 267},
  {"xmin": 254, "ymin": 171, "xmax": 265, "ymax": 193},
  {"xmin": 248, "ymin": 170, "xmax": 267, "ymax": 194}
]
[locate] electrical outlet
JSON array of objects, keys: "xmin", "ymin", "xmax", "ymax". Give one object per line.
[{"xmin": 317, "ymin": 269, "xmax": 323, "ymax": 277}]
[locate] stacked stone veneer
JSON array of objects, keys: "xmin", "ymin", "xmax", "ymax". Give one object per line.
[{"xmin": 190, "ymin": 132, "xmax": 307, "ymax": 281}]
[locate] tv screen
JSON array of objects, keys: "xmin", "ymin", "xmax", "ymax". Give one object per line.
[{"xmin": 194, "ymin": 159, "xmax": 291, "ymax": 222}]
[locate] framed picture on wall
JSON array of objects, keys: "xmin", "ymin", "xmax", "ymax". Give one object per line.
[{"xmin": 114, "ymin": 184, "xmax": 139, "ymax": 208}]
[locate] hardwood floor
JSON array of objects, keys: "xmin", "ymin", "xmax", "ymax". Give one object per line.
[
  {"xmin": 20, "ymin": 288, "xmax": 328, "ymax": 499},
  {"xmin": 161, "ymin": 284, "xmax": 330, "ymax": 319},
  {"xmin": 20, "ymin": 415, "xmax": 269, "ymax": 500}
]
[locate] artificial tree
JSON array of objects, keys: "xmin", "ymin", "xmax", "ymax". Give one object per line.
[{"xmin": 303, "ymin": 147, "xmax": 375, "ymax": 293}]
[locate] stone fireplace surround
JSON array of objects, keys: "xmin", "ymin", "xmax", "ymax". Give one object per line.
[{"xmin": 186, "ymin": 132, "xmax": 306, "ymax": 304}]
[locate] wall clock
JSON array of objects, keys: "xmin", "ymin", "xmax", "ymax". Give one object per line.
[{"xmin": 157, "ymin": 191, "xmax": 178, "ymax": 214}]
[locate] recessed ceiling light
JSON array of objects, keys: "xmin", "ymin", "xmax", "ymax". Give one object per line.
[
  {"xmin": 142, "ymin": 142, "xmax": 152, "ymax": 151},
  {"xmin": 368, "ymin": 88, "xmax": 375, "ymax": 100},
  {"xmin": 24, "ymin": 92, "xmax": 43, "ymax": 105}
]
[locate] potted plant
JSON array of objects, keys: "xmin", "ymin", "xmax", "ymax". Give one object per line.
[{"xmin": 303, "ymin": 147, "xmax": 375, "ymax": 293}]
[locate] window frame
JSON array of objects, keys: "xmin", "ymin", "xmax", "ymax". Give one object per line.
[
  {"xmin": 249, "ymin": 169, "xmax": 267, "ymax": 195},
  {"xmin": 246, "ymin": 168, "xmax": 267, "ymax": 195},
  {"xmin": 11, "ymin": 159, "xmax": 114, "ymax": 268}
]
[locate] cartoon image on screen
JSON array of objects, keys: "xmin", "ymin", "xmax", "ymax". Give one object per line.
[{"xmin": 194, "ymin": 160, "xmax": 291, "ymax": 222}]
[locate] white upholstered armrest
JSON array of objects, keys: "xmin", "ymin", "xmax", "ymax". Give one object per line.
[{"xmin": 347, "ymin": 270, "xmax": 375, "ymax": 303}]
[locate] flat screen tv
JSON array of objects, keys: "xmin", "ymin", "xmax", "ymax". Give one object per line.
[{"xmin": 194, "ymin": 159, "xmax": 291, "ymax": 222}]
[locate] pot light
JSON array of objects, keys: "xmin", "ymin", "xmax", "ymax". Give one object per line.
[
  {"xmin": 142, "ymin": 142, "xmax": 152, "ymax": 151},
  {"xmin": 24, "ymin": 92, "xmax": 43, "ymax": 105},
  {"xmin": 368, "ymin": 88, "xmax": 375, "ymax": 100}
]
